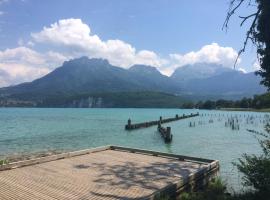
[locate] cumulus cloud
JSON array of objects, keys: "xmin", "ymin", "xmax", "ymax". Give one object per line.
[
  {"xmin": 0, "ymin": 63, "xmax": 50, "ymax": 86},
  {"xmin": 0, "ymin": 47, "xmax": 66, "ymax": 86},
  {"xmin": 31, "ymin": 18, "xmax": 165, "ymax": 68},
  {"xmin": 167, "ymin": 43, "xmax": 239, "ymax": 74},
  {"xmin": 0, "ymin": 47, "xmax": 46, "ymax": 66},
  {"xmin": 0, "ymin": 18, "xmax": 244, "ymax": 87}
]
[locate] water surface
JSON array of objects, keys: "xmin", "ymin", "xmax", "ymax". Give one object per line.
[{"xmin": 0, "ymin": 108, "xmax": 267, "ymax": 191}]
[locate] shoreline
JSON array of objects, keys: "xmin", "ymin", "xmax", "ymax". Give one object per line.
[{"xmin": 217, "ymin": 107, "xmax": 270, "ymax": 113}]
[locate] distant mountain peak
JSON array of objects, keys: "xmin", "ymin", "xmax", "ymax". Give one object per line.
[
  {"xmin": 63, "ymin": 56, "xmax": 110, "ymax": 67},
  {"xmin": 0, "ymin": 58, "xmax": 265, "ymax": 101},
  {"xmin": 171, "ymin": 62, "xmax": 233, "ymax": 82},
  {"xmin": 129, "ymin": 64, "xmax": 162, "ymax": 75}
]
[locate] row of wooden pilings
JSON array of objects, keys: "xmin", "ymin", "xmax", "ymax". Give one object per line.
[{"xmin": 125, "ymin": 112, "xmax": 199, "ymax": 130}]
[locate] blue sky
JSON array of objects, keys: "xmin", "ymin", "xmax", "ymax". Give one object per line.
[{"xmin": 0, "ymin": 0, "xmax": 259, "ymax": 87}]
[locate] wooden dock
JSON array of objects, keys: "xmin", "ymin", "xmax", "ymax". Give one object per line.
[
  {"xmin": 125, "ymin": 113, "xmax": 199, "ymax": 130},
  {"xmin": 0, "ymin": 145, "xmax": 219, "ymax": 200}
]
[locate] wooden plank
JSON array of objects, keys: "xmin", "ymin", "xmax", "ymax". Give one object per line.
[
  {"xmin": 0, "ymin": 146, "xmax": 219, "ymax": 200},
  {"xmin": 0, "ymin": 145, "xmax": 110, "ymax": 171}
]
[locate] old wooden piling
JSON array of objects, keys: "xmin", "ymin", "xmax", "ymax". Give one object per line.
[
  {"xmin": 125, "ymin": 112, "xmax": 199, "ymax": 130},
  {"xmin": 158, "ymin": 125, "xmax": 173, "ymax": 143}
]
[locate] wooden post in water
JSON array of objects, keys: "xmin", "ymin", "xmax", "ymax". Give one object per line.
[
  {"xmin": 158, "ymin": 121, "xmax": 161, "ymax": 129},
  {"xmin": 125, "ymin": 113, "xmax": 199, "ymax": 130},
  {"xmin": 166, "ymin": 127, "xmax": 171, "ymax": 134},
  {"xmin": 126, "ymin": 118, "xmax": 131, "ymax": 129},
  {"xmin": 165, "ymin": 127, "xmax": 172, "ymax": 143}
]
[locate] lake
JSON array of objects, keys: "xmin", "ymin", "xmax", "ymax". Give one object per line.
[{"xmin": 0, "ymin": 108, "xmax": 268, "ymax": 191}]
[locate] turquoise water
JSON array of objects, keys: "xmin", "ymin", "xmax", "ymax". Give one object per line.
[{"xmin": 0, "ymin": 108, "xmax": 268, "ymax": 191}]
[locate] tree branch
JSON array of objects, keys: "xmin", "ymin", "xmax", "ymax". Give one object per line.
[
  {"xmin": 233, "ymin": 9, "xmax": 260, "ymax": 68},
  {"xmin": 223, "ymin": 0, "xmax": 245, "ymax": 30},
  {"xmin": 239, "ymin": 12, "xmax": 258, "ymax": 26}
]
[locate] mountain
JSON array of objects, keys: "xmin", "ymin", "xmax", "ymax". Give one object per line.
[
  {"xmin": 0, "ymin": 57, "xmax": 180, "ymax": 100},
  {"xmin": 0, "ymin": 57, "xmax": 267, "ymax": 106},
  {"xmin": 128, "ymin": 64, "xmax": 179, "ymax": 92},
  {"xmin": 171, "ymin": 63, "xmax": 266, "ymax": 99},
  {"xmin": 186, "ymin": 71, "xmax": 265, "ymax": 97},
  {"xmin": 171, "ymin": 63, "xmax": 232, "ymax": 82}
]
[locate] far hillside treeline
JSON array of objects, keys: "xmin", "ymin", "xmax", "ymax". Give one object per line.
[
  {"xmin": 0, "ymin": 91, "xmax": 187, "ymax": 108},
  {"xmin": 1, "ymin": 91, "xmax": 270, "ymax": 109},
  {"xmin": 41, "ymin": 91, "xmax": 186, "ymax": 108},
  {"xmin": 182, "ymin": 93, "xmax": 270, "ymax": 110}
]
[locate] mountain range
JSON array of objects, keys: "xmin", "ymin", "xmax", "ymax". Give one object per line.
[{"xmin": 0, "ymin": 57, "xmax": 266, "ymax": 107}]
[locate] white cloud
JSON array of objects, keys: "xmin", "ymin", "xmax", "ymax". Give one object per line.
[
  {"xmin": 0, "ymin": 63, "xmax": 50, "ymax": 86},
  {"xmin": 31, "ymin": 18, "xmax": 164, "ymax": 68},
  {"xmin": 0, "ymin": 47, "xmax": 45, "ymax": 65},
  {"xmin": 0, "ymin": 18, "xmax": 245, "ymax": 86},
  {"xmin": 0, "ymin": 47, "xmax": 66, "ymax": 87},
  {"xmin": 168, "ymin": 43, "xmax": 239, "ymax": 74}
]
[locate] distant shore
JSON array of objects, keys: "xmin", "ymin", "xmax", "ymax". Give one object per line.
[{"xmin": 218, "ymin": 107, "xmax": 270, "ymax": 113}]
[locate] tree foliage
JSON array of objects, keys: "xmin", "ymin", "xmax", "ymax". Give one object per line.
[
  {"xmin": 224, "ymin": 0, "xmax": 270, "ymax": 89},
  {"xmin": 234, "ymin": 124, "xmax": 270, "ymax": 197},
  {"xmin": 181, "ymin": 92, "xmax": 270, "ymax": 110}
]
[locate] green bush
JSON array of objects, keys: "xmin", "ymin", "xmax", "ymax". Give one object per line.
[
  {"xmin": 180, "ymin": 178, "xmax": 229, "ymax": 200},
  {"xmin": 233, "ymin": 124, "xmax": 270, "ymax": 198},
  {"xmin": 0, "ymin": 159, "xmax": 8, "ymax": 165}
]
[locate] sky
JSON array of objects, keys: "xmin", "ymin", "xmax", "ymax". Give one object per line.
[{"xmin": 0, "ymin": 0, "xmax": 259, "ymax": 87}]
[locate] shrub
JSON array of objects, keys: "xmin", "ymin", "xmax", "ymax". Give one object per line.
[{"xmin": 234, "ymin": 124, "xmax": 270, "ymax": 198}]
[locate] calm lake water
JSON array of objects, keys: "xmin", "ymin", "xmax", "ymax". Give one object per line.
[{"xmin": 0, "ymin": 108, "xmax": 268, "ymax": 191}]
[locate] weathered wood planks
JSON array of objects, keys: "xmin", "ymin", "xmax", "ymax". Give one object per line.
[{"xmin": 0, "ymin": 145, "xmax": 219, "ymax": 200}]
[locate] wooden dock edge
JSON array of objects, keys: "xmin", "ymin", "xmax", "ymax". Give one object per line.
[
  {"xmin": 110, "ymin": 145, "xmax": 217, "ymax": 164},
  {"xmin": 0, "ymin": 145, "xmax": 219, "ymax": 174},
  {"xmin": 149, "ymin": 164, "xmax": 219, "ymax": 200},
  {"xmin": 0, "ymin": 145, "xmax": 111, "ymax": 171}
]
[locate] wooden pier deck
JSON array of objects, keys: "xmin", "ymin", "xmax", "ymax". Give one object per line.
[{"xmin": 0, "ymin": 146, "xmax": 219, "ymax": 200}]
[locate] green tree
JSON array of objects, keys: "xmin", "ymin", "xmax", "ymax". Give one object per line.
[
  {"xmin": 202, "ymin": 100, "xmax": 216, "ymax": 110},
  {"xmin": 224, "ymin": 0, "xmax": 270, "ymax": 89},
  {"xmin": 234, "ymin": 124, "xmax": 270, "ymax": 198}
]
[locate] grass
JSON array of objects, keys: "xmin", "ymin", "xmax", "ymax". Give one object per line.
[{"xmin": 0, "ymin": 159, "xmax": 8, "ymax": 166}]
